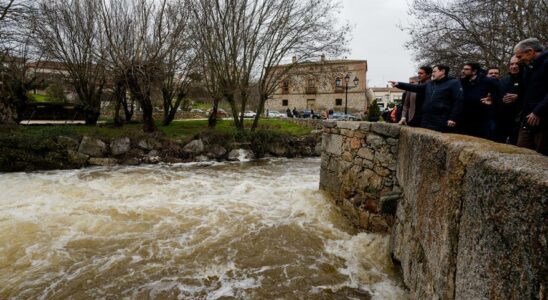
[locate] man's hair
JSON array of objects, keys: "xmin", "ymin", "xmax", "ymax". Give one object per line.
[
  {"xmin": 514, "ymin": 38, "xmax": 544, "ymax": 53},
  {"xmin": 464, "ymin": 62, "xmax": 482, "ymax": 72},
  {"xmin": 419, "ymin": 66, "xmax": 433, "ymax": 75},
  {"xmin": 433, "ymin": 64, "xmax": 450, "ymax": 76},
  {"xmin": 487, "ymin": 66, "xmax": 500, "ymax": 71}
]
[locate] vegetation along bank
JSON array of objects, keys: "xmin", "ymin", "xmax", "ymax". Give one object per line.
[{"xmin": 0, "ymin": 119, "xmax": 322, "ymax": 172}]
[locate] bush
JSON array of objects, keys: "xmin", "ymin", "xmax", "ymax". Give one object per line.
[
  {"xmin": 367, "ymin": 100, "xmax": 381, "ymax": 122},
  {"xmin": 45, "ymin": 83, "xmax": 67, "ymax": 103}
]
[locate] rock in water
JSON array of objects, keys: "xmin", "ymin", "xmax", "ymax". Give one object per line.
[
  {"xmin": 183, "ymin": 139, "xmax": 204, "ymax": 155},
  {"xmin": 110, "ymin": 137, "xmax": 131, "ymax": 156},
  {"xmin": 227, "ymin": 149, "xmax": 254, "ymax": 161},
  {"xmin": 137, "ymin": 138, "xmax": 162, "ymax": 151},
  {"xmin": 78, "ymin": 136, "xmax": 107, "ymax": 157},
  {"xmin": 67, "ymin": 150, "xmax": 89, "ymax": 166},
  {"xmin": 206, "ymin": 144, "xmax": 227, "ymax": 159}
]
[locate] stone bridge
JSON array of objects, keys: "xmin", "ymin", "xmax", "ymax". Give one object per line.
[{"xmin": 319, "ymin": 121, "xmax": 547, "ymax": 300}]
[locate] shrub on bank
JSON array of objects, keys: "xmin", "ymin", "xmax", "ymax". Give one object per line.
[{"xmin": 0, "ymin": 119, "xmax": 321, "ymax": 172}]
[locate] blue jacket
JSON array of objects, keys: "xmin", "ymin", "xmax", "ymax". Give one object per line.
[
  {"xmin": 497, "ymin": 73, "xmax": 522, "ymax": 122},
  {"xmin": 396, "ymin": 77, "xmax": 464, "ymax": 132},
  {"xmin": 460, "ymin": 76, "xmax": 501, "ymax": 121},
  {"xmin": 520, "ymin": 51, "xmax": 548, "ymax": 120},
  {"xmin": 458, "ymin": 75, "xmax": 501, "ymax": 138}
]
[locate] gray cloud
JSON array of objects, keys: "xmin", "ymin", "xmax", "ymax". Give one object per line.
[{"xmin": 340, "ymin": 0, "xmax": 417, "ymax": 87}]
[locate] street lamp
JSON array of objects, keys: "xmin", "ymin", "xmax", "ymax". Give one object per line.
[{"xmin": 344, "ymin": 74, "xmax": 359, "ymax": 115}]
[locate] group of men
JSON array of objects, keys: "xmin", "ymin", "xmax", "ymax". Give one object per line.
[{"xmin": 389, "ymin": 38, "xmax": 547, "ymax": 155}]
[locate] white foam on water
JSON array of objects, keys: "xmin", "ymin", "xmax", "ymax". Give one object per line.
[{"xmin": 0, "ymin": 158, "xmax": 407, "ymax": 299}]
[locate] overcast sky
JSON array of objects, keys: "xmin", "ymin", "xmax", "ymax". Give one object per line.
[{"xmin": 339, "ymin": 0, "xmax": 417, "ymax": 87}]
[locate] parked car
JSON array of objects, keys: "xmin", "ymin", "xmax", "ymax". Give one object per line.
[
  {"xmin": 243, "ymin": 111, "xmax": 256, "ymax": 118},
  {"xmin": 331, "ymin": 112, "xmax": 344, "ymax": 119},
  {"xmin": 207, "ymin": 108, "xmax": 229, "ymax": 118},
  {"xmin": 267, "ymin": 110, "xmax": 286, "ymax": 118},
  {"xmin": 297, "ymin": 110, "xmax": 321, "ymax": 119},
  {"xmin": 190, "ymin": 108, "xmax": 205, "ymax": 113},
  {"xmin": 331, "ymin": 112, "xmax": 358, "ymax": 121}
]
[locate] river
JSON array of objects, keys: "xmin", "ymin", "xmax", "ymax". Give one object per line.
[{"xmin": 0, "ymin": 158, "xmax": 407, "ymax": 299}]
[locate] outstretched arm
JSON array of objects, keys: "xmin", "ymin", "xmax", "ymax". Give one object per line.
[{"xmin": 389, "ymin": 81, "xmax": 426, "ymax": 93}]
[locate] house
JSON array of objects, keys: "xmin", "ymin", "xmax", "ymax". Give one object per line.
[
  {"xmin": 265, "ymin": 56, "xmax": 372, "ymax": 114},
  {"xmin": 371, "ymin": 87, "xmax": 404, "ymax": 109}
]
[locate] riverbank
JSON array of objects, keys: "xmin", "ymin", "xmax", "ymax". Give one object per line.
[{"xmin": 0, "ymin": 119, "xmax": 322, "ymax": 172}]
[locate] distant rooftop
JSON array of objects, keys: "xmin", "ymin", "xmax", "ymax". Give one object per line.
[
  {"xmin": 273, "ymin": 57, "xmax": 367, "ymax": 69},
  {"xmin": 370, "ymin": 87, "xmax": 402, "ymax": 92}
]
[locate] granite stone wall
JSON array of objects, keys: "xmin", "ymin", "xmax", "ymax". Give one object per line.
[
  {"xmin": 320, "ymin": 121, "xmax": 402, "ymax": 232},
  {"xmin": 320, "ymin": 121, "xmax": 548, "ymax": 300}
]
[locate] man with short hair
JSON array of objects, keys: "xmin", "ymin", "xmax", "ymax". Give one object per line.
[
  {"xmin": 390, "ymin": 64, "xmax": 463, "ymax": 132},
  {"xmin": 495, "ymin": 56, "xmax": 522, "ymax": 144},
  {"xmin": 399, "ymin": 66, "xmax": 432, "ymax": 126},
  {"xmin": 459, "ymin": 62, "xmax": 501, "ymax": 140},
  {"xmin": 486, "ymin": 67, "xmax": 501, "ymax": 80},
  {"xmin": 514, "ymin": 38, "xmax": 548, "ymax": 155}
]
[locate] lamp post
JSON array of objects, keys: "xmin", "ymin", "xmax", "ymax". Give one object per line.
[{"xmin": 341, "ymin": 74, "xmax": 359, "ymax": 115}]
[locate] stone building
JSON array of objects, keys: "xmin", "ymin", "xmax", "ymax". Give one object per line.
[{"xmin": 265, "ymin": 56, "xmax": 371, "ymax": 114}]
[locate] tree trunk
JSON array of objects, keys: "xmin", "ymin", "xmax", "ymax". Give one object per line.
[
  {"xmin": 122, "ymin": 97, "xmax": 134, "ymax": 122},
  {"xmin": 127, "ymin": 76, "xmax": 156, "ymax": 132},
  {"xmin": 114, "ymin": 98, "xmax": 123, "ymax": 127},
  {"xmin": 239, "ymin": 90, "xmax": 247, "ymax": 128},
  {"xmin": 84, "ymin": 109, "xmax": 100, "ymax": 125},
  {"xmin": 141, "ymin": 100, "xmax": 156, "ymax": 132},
  {"xmin": 113, "ymin": 82, "xmax": 125, "ymax": 127},
  {"xmin": 208, "ymin": 97, "xmax": 220, "ymax": 128},
  {"xmin": 162, "ymin": 93, "xmax": 184, "ymax": 126},
  {"xmin": 225, "ymin": 93, "xmax": 242, "ymax": 130},
  {"xmin": 162, "ymin": 89, "xmax": 171, "ymax": 125},
  {"xmin": 251, "ymin": 94, "xmax": 268, "ymax": 131}
]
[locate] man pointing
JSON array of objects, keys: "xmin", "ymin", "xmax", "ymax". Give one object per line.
[{"xmin": 389, "ymin": 65, "xmax": 464, "ymax": 132}]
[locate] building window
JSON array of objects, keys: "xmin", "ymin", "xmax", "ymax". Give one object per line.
[
  {"xmin": 282, "ymin": 99, "xmax": 288, "ymax": 106},
  {"xmin": 335, "ymin": 99, "xmax": 342, "ymax": 106},
  {"xmin": 281, "ymin": 80, "xmax": 289, "ymax": 94},
  {"xmin": 306, "ymin": 78, "xmax": 316, "ymax": 94}
]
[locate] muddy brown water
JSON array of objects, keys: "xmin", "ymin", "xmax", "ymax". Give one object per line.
[{"xmin": 0, "ymin": 158, "xmax": 407, "ymax": 299}]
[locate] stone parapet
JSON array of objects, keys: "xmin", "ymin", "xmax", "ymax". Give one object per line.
[
  {"xmin": 320, "ymin": 121, "xmax": 402, "ymax": 232},
  {"xmin": 320, "ymin": 121, "xmax": 548, "ymax": 299}
]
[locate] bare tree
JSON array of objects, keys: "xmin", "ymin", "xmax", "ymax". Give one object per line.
[
  {"xmin": 0, "ymin": 0, "xmax": 15, "ymax": 22},
  {"xmin": 191, "ymin": 0, "xmax": 349, "ymax": 130},
  {"xmin": 190, "ymin": 0, "xmax": 253, "ymax": 129},
  {"xmin": 0, "ymin": 0, "xmax": 40, "ymax": 124},
  {"xmin": 101, "ymin": 0, "xmax": 190, "ymax": 132},
  {"xmin": 251, "ymin": 0, "xmax": 349, "ymax": 130},
  {"xmin": 203, "ymin": 57, "xmax": 224, "ymax": 129},
  {"xmin": 404, "ymin": 0, "xmax": 548, "ymax": 74},
  {"xmin": 110, "ymin": 73, "xmax": 129, "ymax": 126},
  {"xmin": 0, "ymin": 43, "xmax": 41, "ymax": 123},
  {"xmin": 34, "ymin": 0, "xmax": 106, "ymax": 125},
  {"xmin": 160, "ymin": 0, "xmax": 197, "ymax": 126}
]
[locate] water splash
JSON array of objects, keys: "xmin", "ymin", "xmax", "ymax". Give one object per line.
[{"xmin": 0, "ymin": 158, "xmax": 407, "ymax": 299}]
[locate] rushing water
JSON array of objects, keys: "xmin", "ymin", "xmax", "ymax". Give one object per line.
[{"xmin": 0, "ymin": 158, "xmax": 407, "ymax": 299}]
